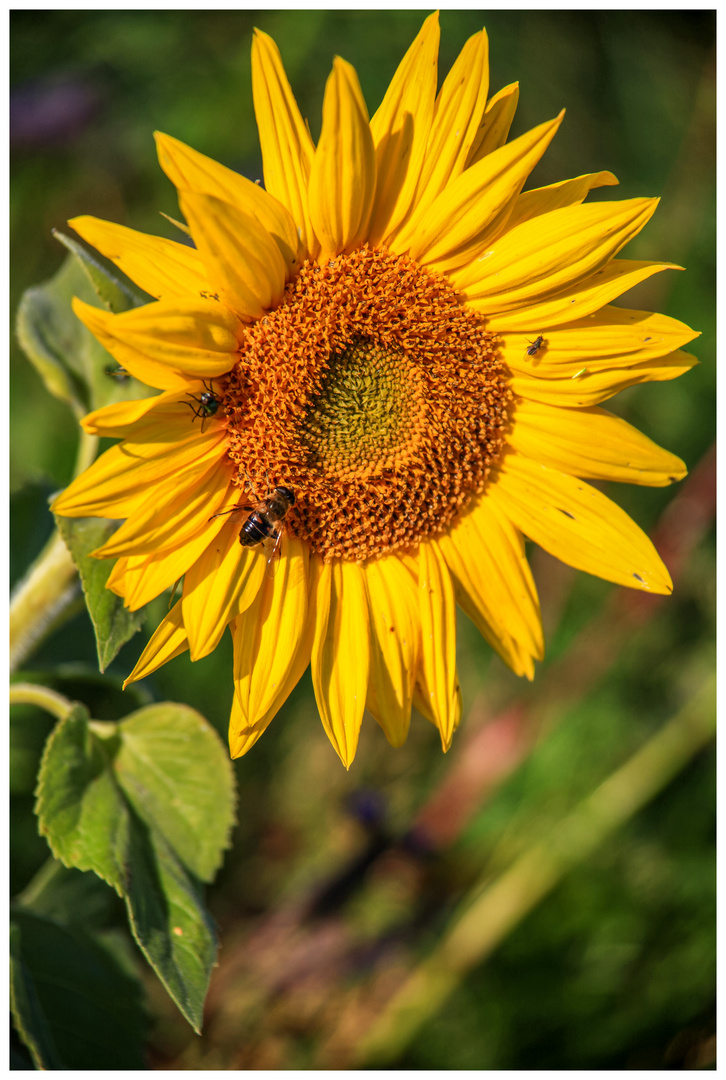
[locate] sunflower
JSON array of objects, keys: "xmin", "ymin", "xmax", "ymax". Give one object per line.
[{"xmin": 52, "ymin": 14, "xmax": 698, "ymax": 767}]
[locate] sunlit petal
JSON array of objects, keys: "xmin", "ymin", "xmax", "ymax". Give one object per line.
[
  {"xmin": 308, "ymin": 58, "xmax": 376, "ymax": 262},
  {"xmin": 491, "ymin": 454, "xmax": 674, "ymax": 594},
  {"xmin": 311, "ymin": 559, "xmax": 370, "ymax": 768}
]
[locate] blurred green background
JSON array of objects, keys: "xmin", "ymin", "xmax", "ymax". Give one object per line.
[{"xmin": 11, "ymin": 9, "xmax": 715, "ymax": 1070}]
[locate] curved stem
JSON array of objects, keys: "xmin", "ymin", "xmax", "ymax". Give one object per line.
[
  {"xmin": 9, "ymin": 533, "xmax": 79, "ymax": 674},
  {"xmin": 72, "ymin": 428, "xmax": 99, "ymax": 479},
  {"xmin": 9, "ymin": 429, "xmax": 99, "ymax": 673},
  {"xmin": 9, "ymin": 682, "xmax": 76, "ymax": 722}
]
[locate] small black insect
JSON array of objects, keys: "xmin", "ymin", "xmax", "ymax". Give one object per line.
[
  {"xmin": 183, "ymin": 381, "xmax": 220, "ymax": 432},
  {"xmin": 526, "ymin": 335, "xmax": 545, "ymax": 357}
]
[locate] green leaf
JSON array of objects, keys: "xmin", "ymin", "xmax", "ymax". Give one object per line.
[
  {"xmin": 16, "ymin": 250, "xmax": 153, "ymax": 415},
  {"xmin": 16, "ymin": 256, "xmax": 96, "ymax": 416},
  {"xmin": 124, "ymin": 817, "xmax": 217, "ymax": 1033},
  {"xmin": 34, "ymin": 702, "xmax": 236, "ymax": 1031},
  {"xmin": 54, "ymin": 514, "xmax": 144, "ymax": 672},
  {"xmin": 10, "ymin": 909, "xmax": 147, "ymax": 1069},
  {"xmin": 53, "ymin": 227, "xmax": 153, "ymax": 314},
  {"xmin": 114, "ymin": 703, "xmax": 236, "ymax": 882},
  {"xmin": 35, "ymin": 705, "xmax": 127, "ymax": 893}
]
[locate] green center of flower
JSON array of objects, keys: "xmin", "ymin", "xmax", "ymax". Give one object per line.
[
  {"xmin": 221, "ymin": 247, "xmax": 512, "ymax": 562},
  {"xmin": 298, "ymin": 336, "xmax": 422, "ymax": 478}
]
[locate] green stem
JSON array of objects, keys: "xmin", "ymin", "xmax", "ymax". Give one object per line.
[
  {"xmin": 73, "ymin": 427, "xmax": 99, "ymax": 478},
  {"xmin": 9, "ymin": 683, "xmax": 76, "ymax": 722},
  {"xmin": 354, "ymin": 677, "xmax": 716, "ymax": 1067},
  {"xmin": 9, "ymin": 534, "xmax": 80, "ymax": 674},
  {"xmin": 9, "ymin": 429, "xmax": 98, "ymax": 674}
]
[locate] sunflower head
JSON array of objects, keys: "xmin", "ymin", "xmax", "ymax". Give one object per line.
[
  {"xmin": 220, "ymin": 246, "xmax": 511, "ymax": 563},
  {"xmin": 52, "ymin": 13, "xmax": 697, "ymax": 767}
]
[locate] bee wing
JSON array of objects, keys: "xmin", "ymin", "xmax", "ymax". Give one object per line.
[
  {"xmin": 262, "ymin": 529, "xmax": 283, "ymax": 579},
  {"xmin": 209, "ymin": 501, "xmax": 256, "ymax": 522}
]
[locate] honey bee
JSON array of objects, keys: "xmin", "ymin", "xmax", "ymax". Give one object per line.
[
  {"xmin": 183, "ymin": 381, "xmax": 220, "ymax": 433},
  {"xmin": 211, "ymin": 486, "xmax": 295, "ymax": 576},
  {"xmin": 526, "ymin": 335, "xmax": 545, "ymax": 357}
]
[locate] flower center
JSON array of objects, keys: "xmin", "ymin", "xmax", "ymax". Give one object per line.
[
  {"xmin": 221, "ymin": 248, "xmax": 511, "ymax": 562},
  {"xmin": 297, "ymin": 335, "xmax": 424, "ymax": 478}
]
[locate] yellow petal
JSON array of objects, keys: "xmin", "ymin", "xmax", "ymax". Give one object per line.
[
  {"xmin": 308, "ymin": 58, "xmax": 376, "ymax": 263},
  {"xmin": 465, "ymin": 82, "xmax": 519, "ymax": 168},
  {"xmin": 154, "ymin": 131, "xmax": 302, "ymax": 277},
  {"xmin": 80, "ymin": 390, "xmax": 177, "ymax": 437},
  {"xmin": 483, "ymin": 260, "xmax": 683, "ymax": 331},
  {"xmin": 232, "ymin": 532, "xmax": 309, "ymax": 716},
  {"xmin": 393, "ymin": 29, "xmax": 489, "ymax": 248},
  {"xmin": 73, "ymin": 297, "xmax": 240, "ymax": 385},
  {"xmin": 83, "ymin": 389, "xmax": 224, "ymax": 446},
  {"xmin": 505, "ymin": 171, "xmax": 619, "ymax": 231},
  {"xmin": 71, "ymin": 299, "xmax": 187, "ymax": 391},
  {"xmin": 82, "ymin": 381, "xmax": 226, "ymax": 442},
  {"xmin": 490, "ymin": 454, "xmax": 673, "ymax": 594},
  {"xmin": 179, "ymin": 191, "xmax": 287, "ymax": 320},
  {"xmin": 510, "ymin": 350, "xmax": 698, "ymax": 407},
  {"xmin": 363, "ymin": 554, "xmax": 420, "ymax": 748},
  {"xmin": 226, "ymin": 548, "xmax": 317, "ymax": 760},
  {"xmin": 509, "ymin": 400, "xmax": 687, "ymax": 487},
  {"xmin": 311, "ymin": 559, "xmax": 370, "ymax": 768},
  {"xmin": 414, "ymin": 667, "xmax": 463, "ymax": 735},
  {"xmin": 367, "ymin": 12, "xmax": 440, "ymax": 246},
  {"xmin": 439, "ymin": 496, "xmax": 543, "ymax": 678},
  {"xmin": 251, "ymin": 29, "xmax": 319, "ymax": 259},
  {"xmin": 417, "ymin": 540, "xmax": 458, "ymax": 751},
  {"xmin": 51, "ymin": 430, "xmax": 227, "ymax": 519},
  {"xmin": 92, "ymin": 462, "xmax": 233, "ymax": 559},
  {"xmin": 502, "ymin": 306, "xmax": 700, "ymax": 377},
  {"xmin": 182, "ymin": 517, "xmax": 267, "ymax": 660},
  {"xmin": 69, "ymin": 215, "xmax": 209, "ymax": 300},
  {"xmin": 408, "ymin": 112, "xmax": 564, "ymax": 272},
  {"xmin": 454, "ymin": 198, "xmax": 659, "ymax": 310},
  {"xmin": 110, "ymin": 517, "xmax": 228, "ymax": 611},
  {"xmin": 123, "ymin": 600, "xmax": 189, "ymax": 687}
]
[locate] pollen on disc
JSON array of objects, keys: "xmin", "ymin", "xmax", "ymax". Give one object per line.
[{"xmin": 221, "ymin": 247, "xmax": 511, "ymax": 562}]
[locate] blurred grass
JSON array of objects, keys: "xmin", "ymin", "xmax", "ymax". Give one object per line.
[{"xmin": 10, "ymin": 9, "xmax": 715, "ymax": 1071}]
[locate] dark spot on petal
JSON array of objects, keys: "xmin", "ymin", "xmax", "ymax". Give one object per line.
[
  {"xmin": 557, "ymin": 508, "xmax": 576, "ymax": 520},
  {"xmin": 633, "ymin": 573, "xmax": 645, "ymax": 583}
]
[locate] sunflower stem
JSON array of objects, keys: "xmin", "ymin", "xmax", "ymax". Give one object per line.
[
  {"xmin": 72, "ymin": 427, "xmax": 99, "ymax": 479},
  {"xmin": 9, "ymin": 682, "xmax": 77, "ymax": 721},
  {"xmin": 9, "ymin": 533, "xmax": 80, "ymax": 673},
  {"xmin": 9, "ymin": 431, "xmax": 99, "ymax": 674},
  {"xmin": 353, "ymin": 677, "xmax": 715, "ymax": 1067}
]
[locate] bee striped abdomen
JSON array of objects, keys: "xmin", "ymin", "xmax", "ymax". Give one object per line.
[{"xmin": 239, "ymin": 512, "xmax": 277, "ymax": 547}]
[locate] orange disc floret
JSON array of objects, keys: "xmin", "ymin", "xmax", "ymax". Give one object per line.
[{"xmin": 221, "ymin": 247, "xmax": 511, "ymax": 561}]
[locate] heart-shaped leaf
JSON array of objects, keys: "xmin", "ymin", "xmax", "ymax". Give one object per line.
[
  {"xmin": 16, "ymin": 249, "xmax": 152, "ymax": 416},
  {"xmin": 114, "ymin": 703, "xmax": 237, "ymax": 882},
  {"xmin": 35, "ymin": 701, "xmax": 236, "ymax": 1031}
]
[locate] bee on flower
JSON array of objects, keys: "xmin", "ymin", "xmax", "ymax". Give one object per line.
[{"xmin": 52, "ymin": 14, "xmax": 698, "ymax": 767}]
